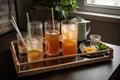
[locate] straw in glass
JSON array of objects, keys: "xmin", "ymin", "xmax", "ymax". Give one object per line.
[
  {"xmin": 51, "ymin": 8, "xmax": 55, "ymax": 32},
  {"xmin": 10, "ymin": 16, "xmax": 27, "ymax": 47},
  {"xmin": 26, "ymin": 12, "xmax": 32, "ymax": 44}
]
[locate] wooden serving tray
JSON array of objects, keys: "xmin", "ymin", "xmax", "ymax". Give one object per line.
[{"xmin": 10, "ymin": 41, "xmax": 113, "ymax": 77}]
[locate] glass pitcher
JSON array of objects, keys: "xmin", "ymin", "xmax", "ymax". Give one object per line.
[{"xmin": 71, "ymin": 17, "xmax": 91, "ymax": 42}]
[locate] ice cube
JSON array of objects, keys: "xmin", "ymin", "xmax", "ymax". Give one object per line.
[
  {"xmin": 69, "ymin": 24, "xmax": 77, "ymax": 31},
  {"xmin": 69, "ymin": 31, "xmax": 77, "ymax": 40},
  {"xmin": 62, "ymin": 25, "xmax": 69, "ymax": 32},
  {"xmin": 31, "ymin": 38, "xmax": 38, "ymax": 48}
]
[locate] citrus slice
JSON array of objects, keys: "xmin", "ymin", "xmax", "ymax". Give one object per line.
[
  {"xmin": 62, "ymin": 40, "xmax": 77, "ymax": 55},
  {"xmin": 27, "ymin": 49, "xmax": 43, "ymax": 61},
  {"xmin": 84, "ymin": 47, "xmax": 97, "ymax": 53}
]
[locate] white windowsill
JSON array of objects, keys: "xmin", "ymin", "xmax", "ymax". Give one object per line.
[{"xmin": 72, "ymin": 11, "xmax": 120, "ymax": 23}]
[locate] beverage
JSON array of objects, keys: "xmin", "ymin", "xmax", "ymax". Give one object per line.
[
  {"xmin": 17, "ymin": 32, "xmax": 27, "ymax": 54},
  {"xmin": 45, "ymin": 30, "xmax": 60, "ymax": 54},
  {"xmin": 62, "ymin": 40, "xmax": 77, "ymax": 55},
  {"xmin": 61, "ymin": 20, "xmax": 78, "ymax": 63},
  {"xmin": 18, "ymin": 44, "xmax": 27, "ymax": 53},
  {"xmin": 27, "ymin": 49, "xmax": 43, "ymax": 61},
  {"xmin": 27, "ymin": 49, "xmax": 43, "ymax": 69},
  {"xmin": 44, "ymin": 20, "xmax": 60, "ymax": 66},
  {"xmin": 45, "ymin": 53, "xmax": 59, "ymax": 66},
  {"xmin": 26, "ymin": 21, "xmax": 44, "ymax": 69},
  {"xmin": 26, "ymin": 37, "xmax": 44, "ymax": 69},
  {"xmin": 45, "ymin": 30, "xmax": 60, "ymax": 66}
]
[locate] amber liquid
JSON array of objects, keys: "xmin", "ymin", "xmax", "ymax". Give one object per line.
[
  {"xmin": 61, "ymin": 23, "xmax": 77, "ymax": 63},
  {"xmin": 45, "ymin": 30, "xmax": 60, "ymax": 54},
  {"xmin": 45, "ymin": 30, "xmax": 60, "ymax": 66},
  {"xmin": 18, "ymin": 45, "xmax": 27, "ymax": 53},
  {"xmin": 45, "ymin": 54, "xmax": 59, "ymax": 66},
  {"xmin": 27, "ymin": 49, "xmax": 43, "ymax": 69},
  {"xmin": 62, "ymin": 40, "xmax": 77, "ymax": 63}
]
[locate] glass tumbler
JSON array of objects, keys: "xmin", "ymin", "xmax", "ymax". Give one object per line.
[
  {"xmin": 26, "ymin": 21, "xmax": 44, "ymax": 69},
  {"xmin": 44, "ymin": 20, "xmax": 60, "ymax": 66},
  {"xmin": 90, "ymin": 34, "xmax": 101, "ymax": 47},
  {"xmin": 17, "ymin": 32, "xmax": 27, "ymax": 54},
  {"xmin": 61, "ymin": 20, "xmax": 78, "ymax": 63}
]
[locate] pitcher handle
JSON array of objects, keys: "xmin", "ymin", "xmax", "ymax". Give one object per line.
[{"xmin": 86, "ymin": 21, "xmax": 91, "ymax": 35}]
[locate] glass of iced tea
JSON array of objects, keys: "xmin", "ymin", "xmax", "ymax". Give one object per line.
[
  {"xmin": 44, "ymin": 20, "xmax": 60, "ymax": 66},
  {"xmin": 26, "ymin": 21, "xmax": 44, "ymax": 69},
  {"xmin": 17, "ymin": 32, "xmax": 27, "ymax": 54},
  {"xmin": 61, "ymin": 20, "xmax": 78, "ymax": 63},
  {"xmin": 26, "ymin": 36, "xmax": 44, "ymax": 69}
]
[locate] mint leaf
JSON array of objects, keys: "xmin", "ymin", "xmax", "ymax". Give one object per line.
[
  {"xmin": 95, "ymin": 43, "xmax": 108, "ymax": 50},
  {"xmin": 100, "ymin": 44, "xmax": 108, "ymax": 50}
]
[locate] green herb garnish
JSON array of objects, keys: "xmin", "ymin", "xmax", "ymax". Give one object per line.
[{"xmin": 95, "ymin": 43, "xmax": 108, "ymax": 50}]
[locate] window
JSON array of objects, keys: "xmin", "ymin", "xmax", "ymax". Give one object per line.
[
  {"xmin": 0, "ymin": 0, "xmax": 16, "ymax": 35},
  {"xmin": 78, "ymin": 0, "xmax": 120, "ymax": 16},
  {"xmin": 86, "ymin": 0, "xmax": 120, "ymax": 8}
]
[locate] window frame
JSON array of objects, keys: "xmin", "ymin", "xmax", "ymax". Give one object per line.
[
  {"xmin": 78, "ymin": 0, "xmax": 120, "ymax": 16},
  {"xmin": 0, "ymin": 0, "xmax": 16, "ymax": 35}
]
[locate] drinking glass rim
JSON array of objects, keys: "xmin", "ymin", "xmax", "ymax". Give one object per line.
[{"xmin": 61, "ymin": 20, "xmax": 77, "ymax": 24}]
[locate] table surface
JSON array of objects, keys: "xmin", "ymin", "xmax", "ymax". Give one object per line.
[{"xmin": 0, "ymin": 43, "xmax": 120, "ymax": 80}]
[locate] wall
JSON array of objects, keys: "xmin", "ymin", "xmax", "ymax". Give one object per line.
[
  {"xmin": 16, "ymin": 0, "xmax": 49, "ymax": 31},
  {"xmin": 0, "ymin": 31, "xmax": 16, "ymax": 53},
  {"xmin": 16, "ymin": 0, "xmax": 32, "ymax": 31},
  {"xmin": 71, "ymin": 12, "xmax": 120, "ymax": 45},
  {"xmin": 88, "ymin": 19, "xmax": 120, "ymax": 45}
]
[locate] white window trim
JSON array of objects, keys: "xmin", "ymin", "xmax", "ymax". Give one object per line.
[
  {"xmin": 75, "ymin": 0, "xmax": 120, "ymax": 23},
  {"xmin": 84, "ymin": 0, "xmax": 120, "ymax": 10},
  {"xmin": 72, "ymin": 11, "xmax": 120, "ymax": 23}
]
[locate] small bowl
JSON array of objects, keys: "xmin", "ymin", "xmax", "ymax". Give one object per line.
[
  {"xmin": 79, "ymin": 40, "xmax": 92, "ymax": 53},
  {"xmin": 79, "ymin": 40, "xmax": 104, "ymax": 58}
]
